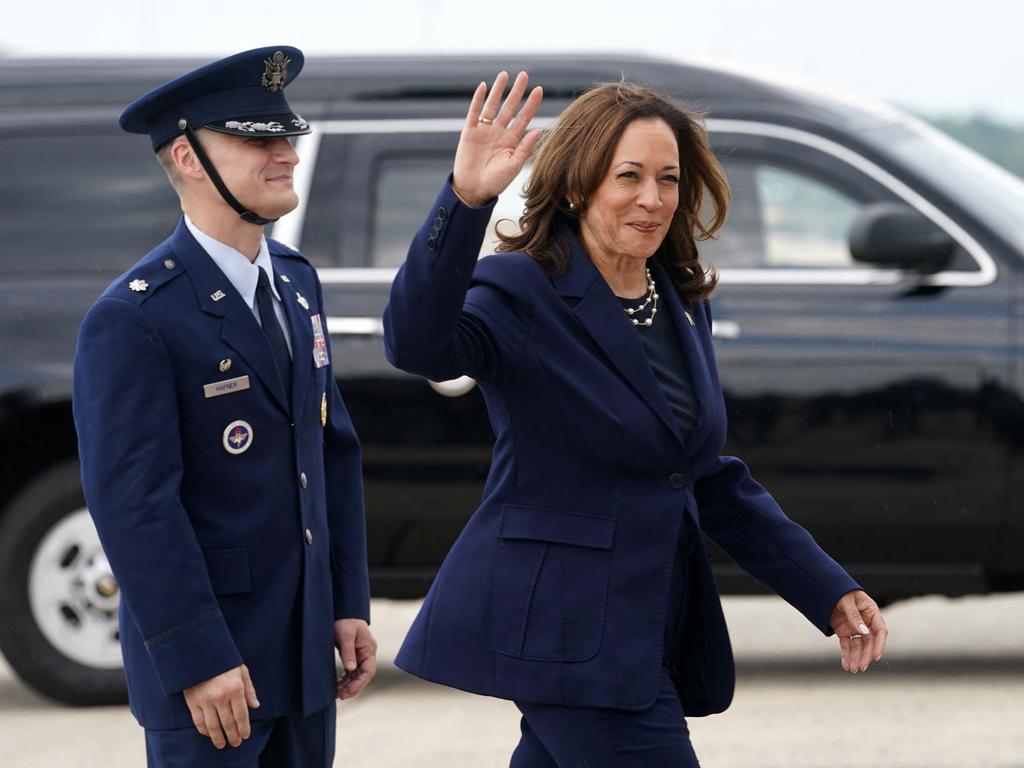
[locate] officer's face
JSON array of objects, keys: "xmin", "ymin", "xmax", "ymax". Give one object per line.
[
  {"xmin": 201, "ymin": 130, "xmax": 300, "ymax": 219},
  {"xmin": 578, "ymin": 118, "xmax": 680, "ymax": 266}
]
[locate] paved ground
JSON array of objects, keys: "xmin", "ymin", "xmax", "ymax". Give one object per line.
[{"xmin": 1, "ymin": 593, "xmax": 1022, "ymax": 767}]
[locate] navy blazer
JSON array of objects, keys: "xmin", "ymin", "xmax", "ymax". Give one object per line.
[
  {"xmin": 73, "ymin": 219, "xmax": 370, "ymax": 729},
  {"xmin": 384, "ymin": 183, "xmax": 860, "ymax": 715}
]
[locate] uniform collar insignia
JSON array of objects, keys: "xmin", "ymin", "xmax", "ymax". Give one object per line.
[{"xmin": 261, "ymin": 51, "xmax": 290, "ymax": 92}]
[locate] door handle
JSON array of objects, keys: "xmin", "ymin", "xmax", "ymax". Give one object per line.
[{"xmin": 711, "ymin": 319, "xmax": 741, "ymax": 340}]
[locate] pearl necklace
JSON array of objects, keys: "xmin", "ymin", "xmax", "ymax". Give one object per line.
[{"xmin": 622, "ymin": 268, "xmax": 658, "ymax": 327}]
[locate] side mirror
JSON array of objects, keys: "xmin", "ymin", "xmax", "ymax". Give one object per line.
[{"xmin": 848, "ymin": 202, "xmax": 955, "ymax": 273}]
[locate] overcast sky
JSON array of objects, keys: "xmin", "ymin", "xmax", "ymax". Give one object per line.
[{"xmin": 4, "ymin": 0, "xmax": 1018, "ymax": 121}]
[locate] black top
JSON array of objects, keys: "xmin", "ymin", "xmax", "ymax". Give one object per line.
[{"xmin": 616, "ymin": 284, "xmax": 699, "ymax": 441}]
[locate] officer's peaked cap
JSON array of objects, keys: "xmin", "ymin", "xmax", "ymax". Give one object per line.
[{"xmin": 119, "ymin": 45, "xmax": 312, "ymax": 151}]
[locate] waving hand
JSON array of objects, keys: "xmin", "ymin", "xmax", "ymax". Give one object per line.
[{"xmin": 451, "ymin": 71, "xmax": 544, "ymax": 208}]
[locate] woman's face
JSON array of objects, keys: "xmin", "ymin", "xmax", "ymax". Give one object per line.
[{"xmin": 578, "ymin": 117, "xmax": 680, "ymax": 265}]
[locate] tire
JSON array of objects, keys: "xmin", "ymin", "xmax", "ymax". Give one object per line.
[{"xmin": 0, "ymin": 459, "xmax": 127, "ymax": 705}]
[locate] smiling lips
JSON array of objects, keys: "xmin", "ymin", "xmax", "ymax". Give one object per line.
[{"xmin": 627, "ymin": 221, "xmax": 660, "ymax": 233}]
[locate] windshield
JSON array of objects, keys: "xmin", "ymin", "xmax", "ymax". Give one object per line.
[{"xmin": 862, "ymin": 116, "xmax": 1024, "ymax": 252}]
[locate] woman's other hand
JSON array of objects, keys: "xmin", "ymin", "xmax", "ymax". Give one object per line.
[
  {"xmin": 829, "ymin": 589, "xmax": 888, "ymax": 673},
  {"xmin": 452, "ymin": 71, "xmax": 544, "ymax": 208}
]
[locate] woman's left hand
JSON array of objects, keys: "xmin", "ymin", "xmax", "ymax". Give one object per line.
[{"xmin": 829, "ymin": 589, "xmax": 888, "ymax": 673}]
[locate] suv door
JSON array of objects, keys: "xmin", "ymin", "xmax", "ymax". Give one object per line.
[{"xmin": 702, "ymin": 121, "xmax": 1009, "ymax": 599}]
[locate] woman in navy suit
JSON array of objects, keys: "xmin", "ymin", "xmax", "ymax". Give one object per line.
[{"xmin": 384, "ymin": 72, "xmax": 888, "ymax": 767}]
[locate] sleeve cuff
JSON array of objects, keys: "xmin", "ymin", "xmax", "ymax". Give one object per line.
[
  {"xmin": 146, "ymin": 611, "xmax": 242, "ymax": 696},
  {"xmin": 333, "ymin": 569, "xmax": 371, "ymax": 623}
]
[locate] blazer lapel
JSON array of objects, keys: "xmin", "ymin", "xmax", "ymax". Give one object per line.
[
  {"xmin": 651, "ymin": 259, "xmax": 715, "ymax": 450},
  {"xmin": 170, "ymin": 218, "xmax": 290, "ymax": 415},
  {"xmin": 555, "ymin": 229, "xmax": 686, "ymax": 452},
  {"xmin": 273, "ymin": 261, "xmax": 313, "ymax": 423}
]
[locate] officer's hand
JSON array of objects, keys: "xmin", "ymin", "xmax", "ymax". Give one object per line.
[
  {"xmin": 335, "ymin": 618, "xmax": 377, "ymax": 700},
  {"xmin": 451, "ymin": 70, "xmax": 543, "ymax": 208},
  {"xmin": 829, "ymin": 589, "xmax": 888, "ymax": 674},
  {"xmin": 183, "ymin": 664, "xmax": 260, "ymax": 749}
]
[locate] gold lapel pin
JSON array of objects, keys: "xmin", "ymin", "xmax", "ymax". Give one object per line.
[{"xmin": 684, "ymin": 310, "xmax": 695, "ymax": 326}]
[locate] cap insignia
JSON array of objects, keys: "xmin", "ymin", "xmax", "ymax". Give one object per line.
[{"xmin": 261, "ymin": 51, "xmax": 290, "ymax": 92}]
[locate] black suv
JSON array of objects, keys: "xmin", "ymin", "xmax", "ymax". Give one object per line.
[{"xmin": 2, "ymin": 54, "xmax": 1023, "ymax": 705}]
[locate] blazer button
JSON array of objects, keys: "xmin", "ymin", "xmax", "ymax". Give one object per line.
[
  {"xmin": 669, "ymin": 473, "xmax": 686, "ymax": 489},
  {"xmin": 305, "ymin": 528, "xmax": 313, "ymax": 545},
  {"xmin": 299, "ymin": 471, "xmax": 308, "ymax": 489},
  {"xmin": 426, "ymin": 237, "xmax": 438, "ymax": 252},
  {"xmin": 437, "ymin": 206, "xmax": 447, "ymax": 220}
]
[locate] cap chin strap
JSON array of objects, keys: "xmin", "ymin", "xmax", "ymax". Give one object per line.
[{"xmin": 177, "ymin": 119, "xmax": 278, "ymax": 226}]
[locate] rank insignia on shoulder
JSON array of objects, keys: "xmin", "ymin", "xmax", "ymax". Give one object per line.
[
  {"xmin": 223, "ymin": 420, "xmax": 254, "ymax": 455},
  {"xmin": 211, "ymin": 289, "xmax": 227, "ymax": 302},
  {"xmin": 321, "ymin": 391, "xmax": 327, "ymax": 427},
  {"xmin": 296, "ymin": 292, "xmax": 309, "ymax": 310},
  {"xmin": 128, "ymin": 279, "xmax": 149, "ymax": 292},
  {"xmin": 311, "ymin": 313, "xmax": 329, "ymax": 368}
]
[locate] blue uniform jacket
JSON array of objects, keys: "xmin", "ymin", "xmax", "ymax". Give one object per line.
[
  {"xmin": 384, "ymin": 183, "xmax": 860, "ymax": 715},
  {"xmin": 73, "ymin": 218, "xmax": 370, "ymax": 729}
]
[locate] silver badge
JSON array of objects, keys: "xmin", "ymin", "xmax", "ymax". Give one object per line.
[
  {"xmin": 128, "ymin": 279, "xmax": 148, "ymax": 292},
  {"xmin": 296, "ymin": 292, "xmax": 309, "ymax": 310},
  {"xmin": 223, "ymin": 420, "xmax": 254, "ymax": 455},
  {"xmin": 280, "ymin": 275, "xmax": 291, "ymax": 283},
  {"xmin": 211, "ymin": 290, "xmax": 226, "ymax": 302}
]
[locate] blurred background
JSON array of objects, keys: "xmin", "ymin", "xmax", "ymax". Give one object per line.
[{"xmin": 1, "ymin": 1, "xmax": 1023, "ymax": 766}]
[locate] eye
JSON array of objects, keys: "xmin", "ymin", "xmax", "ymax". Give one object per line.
[
  {"xmin": 617, "ymin": 171, "xmax": 640, "ymax": 180},
  {"xmin": 660, "ymin": 174, "xmax": 680, "ymax": 184}
]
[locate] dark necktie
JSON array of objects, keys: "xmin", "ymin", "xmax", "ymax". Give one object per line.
[{"xmin": 255, "ymin": 267, "xmax": 292, "ymax": 403}]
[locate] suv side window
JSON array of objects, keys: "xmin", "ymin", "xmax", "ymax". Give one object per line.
[
  {"xmin": 0, "ymin": 132, "xmax": 179, "ymax": 274},
  {"xmin": 705, "ymin": 156, "xmax": 864, "ymax": 270},
  {"xmin": 372, "ymin": 154, "xmax": 454, "ymax": 268}
]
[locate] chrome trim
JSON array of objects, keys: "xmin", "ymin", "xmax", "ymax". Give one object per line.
[
  {"xmin": 706, "ymin": 119, "xmax": 997, "ymax": 287},
  {"xmin": 326, "ymin": 316, "xmax": 384, "ymax": 336},
  {"xmin": 286, "ymin": 117, "xmax": 995, "ymax": 289}
]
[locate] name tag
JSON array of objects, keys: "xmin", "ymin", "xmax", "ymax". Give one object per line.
[{"xmin": 203, "ymin": 375, "xmax": 250, "ymax": 399}]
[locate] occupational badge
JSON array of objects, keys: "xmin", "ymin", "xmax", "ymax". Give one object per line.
[
  {"xmin": 261, "ymin": 51, "xmax": 290, "ymax": 92},
  {"xmin": 321, "ymin": 391, "xmax": 327, "ymax": 427},
  {"xmin": 280, "ymin": 274, "xmax": 291, "ymax": 283},
  {"xmin": 128, "ymin": 279, "xmax": 149, "ymax": 292},
  {"xmin": 219, "ymin": 358, "xmax": 232, "ymax": 373},
  {"xmin": 311, "ymin": 313, "xmax": 329, "ymax": 369},
  {"xmin": 296, "ymin": 292, "xmax": 309, "ymax": 310},
  {"xmin": 222, "ymin": 420, "xmax": 254, "ymax": 455}
]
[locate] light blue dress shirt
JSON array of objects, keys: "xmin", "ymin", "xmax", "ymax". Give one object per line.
[{"xmin": 184, "ymin": 215, "xmax": 293, "ymax": 357}]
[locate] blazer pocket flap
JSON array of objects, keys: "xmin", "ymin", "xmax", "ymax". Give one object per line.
[
  {"xmin": 203, "ymin": 547, "xmax": 252, "ymax": 595},
  {"xmin": 499, "ymin": 505, "xmax": 615, "ymax": 550}
]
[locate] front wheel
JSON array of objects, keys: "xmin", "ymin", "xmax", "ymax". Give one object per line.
[{"xmin": 0, "ymin": 460, "xmax": 127, "ymax": 705}]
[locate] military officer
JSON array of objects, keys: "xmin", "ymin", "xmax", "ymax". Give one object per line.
[{"xmin": 72, "ymin": 46, "xmax": 375, "ymax": 767}]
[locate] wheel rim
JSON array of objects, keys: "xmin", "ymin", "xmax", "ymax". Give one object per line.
[{"xmin": 27, "ymin": 507, "xmax": 123, "ymax": 669}]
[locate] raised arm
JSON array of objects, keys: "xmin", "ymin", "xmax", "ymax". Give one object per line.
[{"xmin": 383, "ymin": 72, "xmax": 542, "ymax": 382}]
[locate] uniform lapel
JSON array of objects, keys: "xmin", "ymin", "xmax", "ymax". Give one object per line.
[
  {"xmin": 273, "ymin": 260, "xmax": 313, "ymax": 423},
  {"xmin": 170, "ymin": 218, "xmax": 290, "ymax": 415},
  {"xmin": 554, "ymin": 228, "xmax": 686, "ymax": 452}
]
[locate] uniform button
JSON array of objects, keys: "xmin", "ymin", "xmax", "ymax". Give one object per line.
[
  {"xmin": 438, "ymin": 206, "xmax": 447, "ymax": 220},
  {"xmin": 669, "ymin": 473, "xmax": 686, "ymax": 489},
  {"xmin": 299, "ymin": 472, "xmax": 308, "ymax": 488},
  {"xmin": 305, "ymin": 528, "xmax": 313, "ymax": 545},
  {"xmin": 426, "ymin": 237, "xmax": 438, "ymax": 252},
  {"xmin": 163, "ymin": 259, "xmax": 176, "ymax": 270}
]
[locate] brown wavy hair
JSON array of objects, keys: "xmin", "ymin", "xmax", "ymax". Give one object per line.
[{"xmin": 497, "ymin": 81, "xmax": 729, "ymax": 303}]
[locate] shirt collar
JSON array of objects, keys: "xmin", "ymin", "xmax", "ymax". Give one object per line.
[{"xmin": 184, "ymin": 215, "xmax": 280, "ymax": 309}]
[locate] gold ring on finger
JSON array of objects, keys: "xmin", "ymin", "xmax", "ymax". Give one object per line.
[
  {"xmin": 849, "ymin": 634, "xmax": 863, "ymax": 640},
  {"xmin": 478, "ymin": 116, "xmax": 494, "ymax": 124}
]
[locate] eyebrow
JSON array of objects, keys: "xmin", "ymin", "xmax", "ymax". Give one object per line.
[{"xmin": 617, "ymin": 160, "xmax": 681, "ymax": 171}]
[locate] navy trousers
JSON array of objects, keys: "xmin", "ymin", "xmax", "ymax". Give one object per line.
[
  {"xmin": 512, "ymin": 669, "xmax": 699, "ymax": 767},
  {"xmin": 144, "ymin": 705, "xmax": 336, "ymax": 768},
  {"xmin": 511, "ymin": 517, "xmax": 701, "ymax": 767}
]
